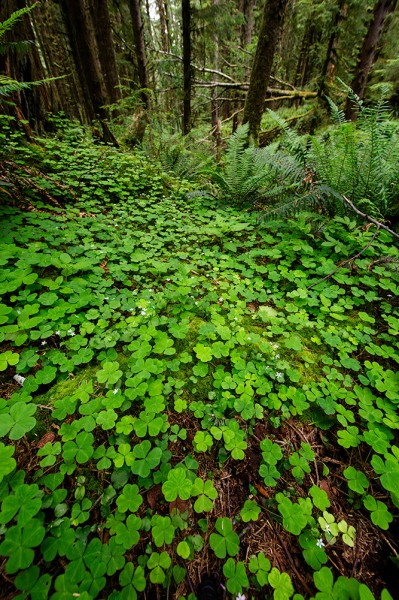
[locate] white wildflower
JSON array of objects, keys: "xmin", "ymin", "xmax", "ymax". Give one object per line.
[
  {"xmin": 41, "ymin": 341, "xmax": 47, "ymax": 346},
  {"xmin": 325, "ymin": 524, "xmax": 331, "ymax": 535},
  {"xmin": 219, "ymin": 297, "xmax": 223, "ymax": 302},
  {"xmin": 113, "ymin": 388, "xmax": 118, "ymax": 395},
  {"xmin": 236, "ymin": 594, "xmax": 246, "ymax": 600},
  {"xmin": 276, "ymin": 372, "xmax": 283, "ymax": 380},
  {"xmin": 275, "ymin": 354, "xmax": 280, "ymax": 359},
  {"xmin": 316, "ymin": 538, "xmax": 325, "ymax": 548},
  {"xmin": 55, "ymin": 330, "xmax": 60, "ymax": 335},
  {"xmin": 13, "ymin": 374, "xmax": 25, "ymax": 386}
]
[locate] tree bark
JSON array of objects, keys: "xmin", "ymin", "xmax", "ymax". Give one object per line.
[
  {"xmin": 0, "ymin": 0, "xmax": 51, "ymax": 131},
  {"xmin": 155, "ymin": 0, "xmax": 170, "ymax": 52},
  {"xmin": 128, "ymin": 0, "xmax": 151, "ymax": 111},
  {"xmin": 242, "ymin": 0, "xmax": 290, "ymax": 144},
  {"xmin": 89, "ymin": 0, "xmax": 121, "ymax": 105},
  {"xmin": 345, "ymin": 0, "xmax": 398, "ymax": 120},
  {"xmin": 60, "ymin": 0, "xmax": 118, "ymax": 145},
  {"xmin": 319, "ymin": 0, "xmax": 347, "ymax": 98},
  {"xmin": 182, "ymin": 0, "xmax": 192, "ymax": 135}
]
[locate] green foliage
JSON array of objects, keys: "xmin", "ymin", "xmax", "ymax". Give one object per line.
[
  {"xmin": 0, "ymin": 117, "xmax": 398, "ymax": 599},
  {"xmin": 260, "ymin": 100, "xmax": 399, "ymax": 221},
  {"xmin": 209, "ymin": 517, "xmax": 240, "ymax": 558},
  {"xmin": 204, "ymin": 123, "xmax": 304, "ymax": 207}
]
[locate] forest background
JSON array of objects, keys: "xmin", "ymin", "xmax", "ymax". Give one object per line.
[{"xmin": 1, "ymin": 0, "xmax": 399, "ymax": 149}]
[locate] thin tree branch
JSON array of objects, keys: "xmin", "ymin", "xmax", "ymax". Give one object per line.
[
  {"xmin": 307, "ymin": 225, "xmax": 381, "ymax": 289},
  {"xmin": 342, "ymin": 195, "xmax": 399, "ymax": 240}
]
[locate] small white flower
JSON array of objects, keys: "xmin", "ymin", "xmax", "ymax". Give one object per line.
[
  {"xmin": 275, "ymin": 354, "xmax": 280, "ymax": 359},
  {"xmin": 195, "ymin": 301, "xmax": 198, "ymax": 305},
  {"xmin": 16, "ymin": 309, "xmax": 21, "ymax": 314},
  {"xmin": 141, "ymin": 310, "xmax": 146, "ymax": 315},
  {"xmin": 55, "ymin": 330, "xmax": 60, "ymax": 335},
  {"xmin": 273, "ymin": 343, "xmax": 279, "ymax": 349},
  {"xmin": 41, "ymin": 341, "xmax": 47, "ymax": 346},
  {"xmin": 104, "ymin": 297, "xmax": 108, "ymax": 300},
  {"xmin": 113, "ymin": 388, "xmax": 118, "ymax": 395},
  {"xmin": 219, "ymin": 297, "xmax": 223, "ymax": 302},
  {"xmin": 236, "ymin": 594, "xmax": 246, "ymax": 600},
  {"xmin": 149, "ymin": 288, "xmax": 153, "ymax": 292},
  {"xmin": 67, "ymin": 329, "xmax": 75, "ymax": 336},
  {"xmin": 166, "ymin": 278, "xmax": 171, "ymax": 281},
  {"xmin": 248, "ymin": 337, "xmax": 251, "ymax": 341},
  {"xmin": 13, "ymin": 374, "xmax": 25, "ymax": 386},
  {"xmin": 325, "ymin": 524, "xmax": 331, "ymax": 534},
  {"xmin": 265, "ymin": 366, "xmax": 270, "ymax": 370},
  {"xmin": 276, "ymin": 372, "xmax": 283, "ymax": 380},
  {"xmin": 316, "ymin": 538, "xmax": 325, "ymax": 548}
]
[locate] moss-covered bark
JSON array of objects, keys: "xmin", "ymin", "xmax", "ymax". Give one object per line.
[{"xmin": 242, "ymin": 0, "xmax": 289, "ymax": 145}]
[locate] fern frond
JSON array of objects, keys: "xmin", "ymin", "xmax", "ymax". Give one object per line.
[
  {"xmin": 325, "ymin": 96, "xmax": 346, "ymax": 125},
  {"xmin": 0, "ymin": 3, "xmax": 38, "ymax": 40},
  {"xmin": 0, "ymin": 74, "xmax": 65, "ymax": 99}
]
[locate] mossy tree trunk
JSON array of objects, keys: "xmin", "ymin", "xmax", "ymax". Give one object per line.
[
  {"xmin": 345, "ymin": 0, "xmax": 398, "ymax": 120},
  {"xmin": 182, "ymin": 0, "xmax": 192, "ymax": 135},
  {"xmin": 242, "ymin": 0, "xmax": 289, "ymax": 145}
]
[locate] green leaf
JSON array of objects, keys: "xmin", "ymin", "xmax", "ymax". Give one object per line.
[
  {"xmin": 223, "ymin": 558, "xmax": 249, "ymax": 595},
  {"xmin": 0, "ymin": 401, "xmax": 36, "ymax": 440},
  {"xmin": 116, "ymin": 484, "xmax": 143, "ymax": 513},
  {"xmin": 240, "ymin": 499, "xmax": 261, "ymax": 522},
  {"xmin": 309, "ymin": 486, "xmax": 330, "ymax": 511},
  {"xmin": 209, "ymin": 517, "xmax": 239, "ymax": 559},
  {"xmin": 0, "ymin": 350, "xmax": 19, "ymax": 371},
  {"xmin": 343, "ymin": 466, "xmax": 369, "ymax": 495},
  {"xmin": 363, "ymin": 495, "xmax": 393, "ymax": 530},
  {"xmin": 193, "ymin": 343, "xmax": 213, "ymax": 362},
  {"xmin": 268, "ymin": 567, "xmax": 294, "ymax": 600},
  {"xmin": 162, "ymin": 467, "xmax": 192, "ymax": 502},
  {"xmin": 371, "ymin": 453, "xmax": 399, "ymax": 494}
]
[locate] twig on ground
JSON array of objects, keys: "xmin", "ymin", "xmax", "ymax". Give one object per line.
[{"xmin": 308, "ymin": 224, "xmax": 381, "ymax": 289}]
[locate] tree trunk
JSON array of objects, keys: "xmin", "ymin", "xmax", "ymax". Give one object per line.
[
  {"xmin": 128, "ymin": 0, "xmax": 151, "ymax": 111},
  {"xmin": 156, "ymin": 0, "xmax": 170, "ymax": 52},
  {"xmin": 89, "ymin": 0, "xmax": 121, "ymax": 105},
  {"xmin": 345, "ymin": 0, "xmax": 398, "ymax": 120},
  {"xmin": 60, "ymin": 0, "xmax": 118, "ymax": 145},
  {"xmin": 240, "ymin": 0, "xmax": 255, "ymax": 47},
  {"xmin": 242, "ymin": 0, "xmax": 289, "ymax": 144},
  {"xmin": 182, "ymin": 0, "xmax": 192, "ymax": 135},
  {"xmin": 319, "ymin": 0, "xmax": 347, "ymax": 97},
  {"xmin": 0, "ymin": 0, "xmax": 52, "ymax": 131}
]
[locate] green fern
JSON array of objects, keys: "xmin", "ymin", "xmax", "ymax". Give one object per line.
[
  {"xmin": 0, "ymin": 3, "xmax": 38, "ymax": 41},
  {"xmin": 206, "ymin": 123, "xmax": 305, "ymax": 208},
  {"xmin": 262, "ymin": 94, "xmax": 399, "ymax": 223}
]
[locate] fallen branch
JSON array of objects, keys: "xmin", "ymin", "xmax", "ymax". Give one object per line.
[
  {"xmin": 341, "ymin": 195, "xmax": 399, "ymax": 240},
  {"xmin": 307, "ymin": 225, "xmax": 381, "ymax": 289}
]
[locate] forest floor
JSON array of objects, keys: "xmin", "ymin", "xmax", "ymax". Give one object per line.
[{"xmin": 0, "ymin": 130, "xmax": 399, "ymax": 599}]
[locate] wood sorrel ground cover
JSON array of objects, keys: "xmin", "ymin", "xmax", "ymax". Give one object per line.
[{"xmin": 0, "ymin": 126, "xmax": 399, "ymax": 599}]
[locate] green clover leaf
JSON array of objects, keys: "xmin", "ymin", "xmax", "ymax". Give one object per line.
[
  {"xmin": 223, "ymin": 558, "xmax": 249, "ymax": 595},
  {"xmin": 116, "ymin": 484, "xmax": 143, "ymax": 513},
  {"xmin": 209, "ymin": 517, "xmax": 239, "ymax": 559},
  {"xmin": 162, "ymin": 467, "xmax": 192, "ymax": 501}
]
